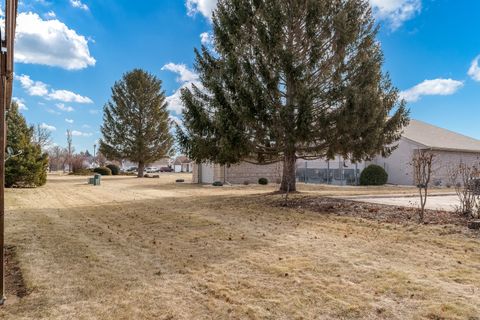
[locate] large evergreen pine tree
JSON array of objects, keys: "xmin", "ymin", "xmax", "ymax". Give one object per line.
[
  {"xmin": 6, "ymin": 102, "xmax": 49, "ymax": 187},
  {"xmin": 100, "ymin": 69, "xmax": 174, "ymax": 177},
  {"xmin": 178, "ymin": 0, "xmax": 409, "ymax": 192}
]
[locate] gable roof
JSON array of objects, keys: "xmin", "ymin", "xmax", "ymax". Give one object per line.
[
  {"xmin": 174, "ymin": 156, "xmax": 192, "ymax": 165},
  {"xmin": 403, "ymin": 120, "xmax": 480, "ymax": 153}
]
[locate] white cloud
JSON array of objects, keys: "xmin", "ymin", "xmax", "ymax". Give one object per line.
[
  {"xmin": 88, "ymin": 109, "xmax": 99, "ymax": 114},
  {"xmin": 186, "ymin": 0, "xmax": 217, "ymax": 20},
  {"xmin": 45, "ymin": 11, "xmax": 56, "ymax": 18},
  {"xmin": 14, "ymin": 12, "xmax": 95, "ymax": 70},
  {"xmin": 40, "ymin": 122, "xmax": 56, "ymax": 131},
  {"xmin": 369, "ymin": 0, "xmax": 421, "ymax": 30},
  {"xmin": 13, "ymin": 97, "xmax": 28, "ymax": 110},
  {"xmin": 70, "ymin": 0, "xmax": 88, "ymax": 11},
  {"xmin": 400, "ymin": 78, "xmax": 464, "ymax": 102},
  {"xmin": 165, "ymin": 83, "xmax": 191, "ymax": 114},
  {"xmin": 46, "ymin": 108, "xmax": 61, "ymax": 115},
  {"xmin": 162, "ymin": 63, "xmax": 202, "ymax": 114},
  {"xmin": 56, "ymin": 103, "xmax": 74, "ymax": 112},
  {"xmin": 468, "ymin": 56, "xmax": 480, "ymax": 82},
  {"xmin": 185, "ymin": 1, "xmax": 420, "ymax": 29},
  {"xmin": 65, "ymin": 118, "xmax": 74, "ymax": 124},
  {"xmin": 200, "ymin": 32, "xmax": 213, "ymax": 46},
  {"xmin": 49, "ymin": 90, "xmax": 93, "ymax": 104},
  {"xmin": 15, "ymin": 74, "xmax": 93, "ymax": 104},
  {"xmin": 162, "ymin": 63, "xmax": 199, "ymax": 83},
  {"xmin": 71, "ymin": 130, "xmax": 92, "ymax": 137},
  {"xmin": 15, "ymin": 74, "xmax": 48, "ymax": 96}
]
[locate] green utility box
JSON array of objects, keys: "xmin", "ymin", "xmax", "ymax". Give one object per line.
[
  {"xmin": 88, "ymin": 174, "xmax": 102, "ymax": 186},
  {"xmin": 94, "ymin": 174, "xmax": 101, "ymax": 186}
]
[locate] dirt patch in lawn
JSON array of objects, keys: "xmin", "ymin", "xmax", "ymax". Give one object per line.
[
  {"xmin": 273, "ymin": 195, "xmax": 472, "ymax": 227},
  {"xmin": 4, "ymin": 245, "xmax": 30, "ymax": 299}
]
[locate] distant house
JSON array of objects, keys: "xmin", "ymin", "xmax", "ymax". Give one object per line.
[
  {"xmin": 149, "ymin": 158, "xmax": 172, "ymax": 169},
  {"xmin": 173, "ymin": 156, "xmax": 194, "ymax": 173},
  {"xmin": 371, "ymin": 119, "xmax": 480, "ymax": 186},
  {"xmin": 192, "ymin": 120, "xmax": 480, "ymax": 186},
  {"xmin": 121, "ymin": 157, "xmax": 172, "ymax": 171}
]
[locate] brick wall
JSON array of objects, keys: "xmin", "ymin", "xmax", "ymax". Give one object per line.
[
  {"xmin": 193, "ymin": 162, "xmax": 283, "ymax": 184},
  {"xmin": 221, "ymin": 162, "xmax": 283, "ymax": 184}
]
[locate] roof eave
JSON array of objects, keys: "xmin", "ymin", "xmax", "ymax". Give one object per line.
[{"xmin": 425, "ymin": 147, "xmax": 480, "ymax": 154}]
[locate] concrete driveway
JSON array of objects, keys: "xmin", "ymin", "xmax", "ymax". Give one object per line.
[{"xmin": 339, "ymin": 194, "xmax": 460, "ymax": 212}]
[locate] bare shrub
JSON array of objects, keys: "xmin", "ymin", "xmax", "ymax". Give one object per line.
[
  {"xmin": 48, "ymin": 146, "xmax": 67, "ymax": 171},
  {"xmin": 449, "ymin": 162, "xmax": 480, "ymax": 218},
  {"xmin": 71, "ymin": 154, "xmax": 88, "ymax": 173},
  {"xmin": 96, "ymin": 152, "xmax": 107, "ymax": 167},
  {"xmin": 411, "ymin": 150, "xmax": 435, "ymax": 222},
  {"xmin": 445, "ymin": 163, "xmax": 459, "ymax": 189}
]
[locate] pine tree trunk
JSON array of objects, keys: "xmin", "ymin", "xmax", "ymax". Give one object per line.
[
  {"xmin": 280, "ymin": 152, "xmax": 296, "ymax": 193},
  {"xmin": 138, "ymin": 161, "xmax": 145, "ymax": 178}
]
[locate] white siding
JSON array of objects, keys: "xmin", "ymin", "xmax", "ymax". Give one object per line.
[
  {"xmin": 371, "ymin": 138, "xmax": 422, "ymax": 185},
  {"xmin": 200, "ymin": 163, "xmax": 214, "ymax": 183},
  {"xmin": 428, "ymin": 150, "xmax": 480, "ymax": 186},
  {"xmin": 372, "ymin": 138, "xmax": 480, "ymax": 186}
]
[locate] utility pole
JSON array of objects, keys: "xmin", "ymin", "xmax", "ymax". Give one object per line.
[{"xmin": 0, "ymin": 0, "xmax": 18, "ymax": 305}]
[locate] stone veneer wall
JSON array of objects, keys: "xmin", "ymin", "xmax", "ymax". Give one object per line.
[
  {"xmin": 193, "ymin": 162, "xmax": 283, "ymax": 184},
  {"xmin": 221, "ymin": 162, "xmax": 283, "ymax": 184}
]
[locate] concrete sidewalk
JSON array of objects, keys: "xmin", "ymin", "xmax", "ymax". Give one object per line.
[{"xmin": 339, "ymin": 194, "xmax": 460, "ymax": 212}]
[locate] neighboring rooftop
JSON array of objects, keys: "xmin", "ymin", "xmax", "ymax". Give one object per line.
[
  {"xmin": 174, "ymin": 156, "xmax": 192, "ymax": 165},
  {"xmin": 403, "ymin": 120, "xmax": 480, "ymax": 153}
]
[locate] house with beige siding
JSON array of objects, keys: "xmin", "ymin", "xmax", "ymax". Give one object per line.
[
  {"xmin": 173, "ymin": 156, "xmax": 194, "ymax": 173},
  {"xmin": 371, "ymin": 119, "xmax": 480, "ymax": 186},
  {"xmin": 193, "ymin": 120, "xmax": 480, "ymax": 186}
]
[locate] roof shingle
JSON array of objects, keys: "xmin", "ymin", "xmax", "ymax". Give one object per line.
[{"xmin": 403, "ymin": 120, "xmax": 480, "ymax": 153}]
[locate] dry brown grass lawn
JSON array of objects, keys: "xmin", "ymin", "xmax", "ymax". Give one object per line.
[{"xmin": 0, "ymin": 174, "xmax": 478, "ymax": 319}]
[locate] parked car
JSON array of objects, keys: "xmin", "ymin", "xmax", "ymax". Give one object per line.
[
  {"xmin": 146, "ymin": 167, "xmax": 160, "ymax": 173},
  {"xmin": 160, "ymin": 167, "xmax": 174, "ymax": 172},
  {"xmin": 125, "ymin": 166, "xmax": 138, "ymax": 172}
]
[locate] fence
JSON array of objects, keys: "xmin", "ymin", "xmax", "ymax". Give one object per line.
[{"xmin": 296, "ymin": 159, "xmax": 362, "ymax": 186}]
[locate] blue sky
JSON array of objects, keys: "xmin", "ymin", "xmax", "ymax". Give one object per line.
[{"xmin": 7, "ymin": 0, "xmax": 480, "ymax": 154}]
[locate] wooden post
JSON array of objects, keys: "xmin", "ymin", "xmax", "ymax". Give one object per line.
[
  {"xmin": 0, "ymin": 0, "xmax": 18, "ymax": 305},
  {"xmin": 0, "ymin": 71, "xmax": 5, "ymax": 305}
]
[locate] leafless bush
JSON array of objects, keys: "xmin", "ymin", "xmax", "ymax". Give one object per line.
[
  {"xmin": 47, "ymin": 146, "xmax": 67, "ymax": 171},
  {"xmin": 96, "ymin": 152, "xmax": 107, "ymax": 167},
  {"xmin": 411, "ymin": 150, "xmax": 435, "ymax": 222},
  {"xmin": 71, "ymin": 154, "xmax": 88, "ymax": 173},
  {"xmin": 445, "ymin": 163, "xmax": 459, "ymax": 188},
  {"xmin": 449, "ymin": 162, "xmax": 480, "ymax": 218}
]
